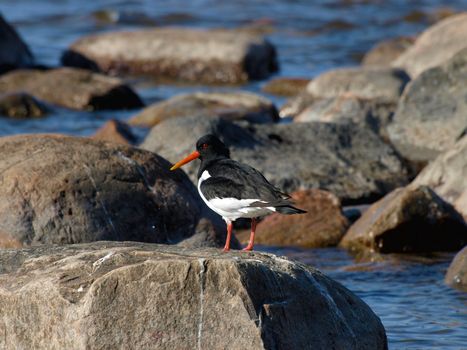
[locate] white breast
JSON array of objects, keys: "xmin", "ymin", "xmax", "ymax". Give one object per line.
[{"xmin": 197, "ymin": 170, "xmax": 275, "ymax": 222}]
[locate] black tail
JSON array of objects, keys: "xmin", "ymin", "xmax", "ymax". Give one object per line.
[{"xmin": 275, "ymin": 205, "xmax": 307, "ymax": 215}]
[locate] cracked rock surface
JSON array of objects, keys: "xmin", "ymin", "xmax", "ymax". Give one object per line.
[{"xmin": 0, "ymin": 242, "xmax": 387, "ymax": 350}]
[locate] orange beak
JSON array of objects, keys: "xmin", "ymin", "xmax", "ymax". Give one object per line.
[{"xmin": 170, "ymin": 150, "xmax": 200, "ymax": 171}]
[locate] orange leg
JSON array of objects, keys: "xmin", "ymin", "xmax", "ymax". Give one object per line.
[
  {"xmin": 243, "ymin": 218, "xmax": 257, "ymax": 251},
  {"xmin": 223, "ymin": 221, "xmax": 233, "ymax": 252}
]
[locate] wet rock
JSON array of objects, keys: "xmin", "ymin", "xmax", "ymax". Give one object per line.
[
  {"xmin": 445, "ymin": 246, "xmax": 467, "ymax": 291},
  {"xmin": 362, "ymin": 37, "xmax": 415, "ymax": 67},
  {"xmin": 0, "ymin": 68, "xmax": 143, "ymax": 110},
  {"xmin": 306, "ymin": 67, "xmax": 410, "ymax": 102},
  {"xmin": 62, "ymin": 28, "xmax": 278, "ymax": 84},
  {"xmin": 0, "ymin": 134, "xmax": 227, "ymax": 247},
  {"xmin": 142, "ymin": 115, "xmax": 410, "ymax": 203},
  {"xmin": 0, "ymin": 242, "xmax": 388, "ymax": 350},
  {"xmin": 0, "ymin": 92, "xmax": 48, "ymax": 118},
  {"xmin": 0, "ymin": 14, "xmax": 34, "ymax": 73},
  {"xmin": 262, "ymin": 77, "xmax": 310, "ymax": 96},
  {"xmin": 294, "ymin": 95, "xmax": 396, "ymax": 141},
  {"xmin": 129, "ymin": 91, "xmax": 278, "ymax": 127},
  {"xmin": 394, "ymin": 13, "xmax": 467, "ymax": 78},
  {"xmin": 411, "ymin": 136, "xmax": 467, "ymax": 219},
  {"xmin": 92, "ymin": 119, "xmax": 137, "ymax": 145},
  {"xmin": 339, "ymin": 186, "xmax": 467, "ymax": 257},
  {"xmin": 388, "ymin": 48, "xmax": 467, "ymax": 164},
  {"xmin": 236, "ymin": 189, "xmax": 349, "ymax": 248}
]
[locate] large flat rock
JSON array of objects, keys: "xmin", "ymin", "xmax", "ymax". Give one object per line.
[
  {"xmin": 0, "ymin": 242, "xmax": 388, "ymax": 350},
  {"xmin": 62, "ymin": 27, "xmax": 278, "ymax": 84},
  {"xmin": 388, "ymin": 48, "xmax": 467, "ymax": 164},
  {"xmin": 394, "ymin": 12, "xmax": 467, "ymax": 78},
  {"xmin": 141, "ymin": 115, "xmax": 410, "ymax": 204},
  {"xmin": 0, "ymin": 68, "xmax": 143, "ymax": 110},
  {"xmin": 0, "ymin": 134, "xmax": 232, "ymax": 248}
]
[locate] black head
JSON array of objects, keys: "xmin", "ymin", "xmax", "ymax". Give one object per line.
[
  {"xmin": 170, "ymin": 134, "xmax": 230, "ymax": 171},
  {"xmin": 195, "ymin": 134, "xmax": 230, "ymax": 160}
]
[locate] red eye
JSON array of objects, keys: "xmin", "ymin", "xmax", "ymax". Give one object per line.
[{"xmin": 202, "ymin": 143, "xmax": 209, "ymax": 150}]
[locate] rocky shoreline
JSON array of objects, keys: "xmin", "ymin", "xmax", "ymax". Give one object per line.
[{"xmin": 0, "ymin": 8, "xmax": 467, "ymax": 349}]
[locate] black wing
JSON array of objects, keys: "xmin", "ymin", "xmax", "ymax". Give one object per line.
[{"xmin": 201, "ymin": 159, "xmax": 292, "ymax": 206}]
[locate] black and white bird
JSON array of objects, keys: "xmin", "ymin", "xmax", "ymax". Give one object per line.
[{"xmin": 170, "ymin": 134, "xmax": 306, "ymax": 252}]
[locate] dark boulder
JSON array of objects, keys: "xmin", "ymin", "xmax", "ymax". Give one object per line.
[
  {"xmin": 0, "ymin": 14, "xmax": 34, "ymax": 73},
  {"xmin": 142, "ymin": 115, "xmax": 410, "ymax": 204},
  {"xmin": 0, "ymin": 134, "xmax": 233, "ymax": 248},
  {"xmin": 0, "ymin": 92, "xmax": 48, "ymax": 118},
  {"xmin": 0, "ymin": 68, "xmax": 143, "ymax": 110},
  {"xmin": 339, "ymin": 186, "xmax": 467, "ymax": 258},
  {"xmin": 388, "ymin": 48, "xmax": 467, "ymax": 164}
]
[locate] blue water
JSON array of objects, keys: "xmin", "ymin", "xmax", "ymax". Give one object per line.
[{"xmin": 1, "ymin": 0, "xmax": 467, "ymax": 348}]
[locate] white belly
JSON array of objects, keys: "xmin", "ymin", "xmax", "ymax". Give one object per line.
[{"xmin": 197, "ymin": 170, "xmax": 275, "ymax": 222}]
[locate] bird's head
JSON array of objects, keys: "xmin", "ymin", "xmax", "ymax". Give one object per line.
[{"xmin": 170, "ymin": 134, "xmax": 230, "ymax": 171}]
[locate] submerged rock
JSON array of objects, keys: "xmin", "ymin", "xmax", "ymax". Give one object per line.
[
  {"xmin": 339, "ymin": 186, "xmax": 467, "ymax": 257},
  {"xmin": 142, "ymin": 115, "xmax": 410, "ymax": 203},
  {"xmin": 0, "ymin": 92, "xmax": 48, "ymax": 118},
  {"xmin": 0, "ymin": 134, "xmax": 229, "ymax": 248},
  {"xmin": 445, "ymin": 246, "xmax": 467, "ymax": 292},
  {"xmin": 129, "ymin": 91, "xmax": 279, "ymax": 127},
  {"xmin": 62, "ymin": 27, "xmax": 278, "ymax": 84},
  {"xmin": 0, "ymin": 14, "xmax": 34, "ymax": 73},
  {"xmin": 388, "ymin": 48, "xmax": 467, "ymax": 164},
  {"xmin": 0, "ymin": 242, "xmax": 388, "ymax": 350},
  {"xmin": 261, "ymin": 77, "xmax": 310, "ymax": 96},
  {"xmin": 0, "ymin": 68, "xmax": 143, "ymax": 110},
  {"xmin": 92, "ymin": 119, "xmax": 137, "ymax": 145},
  {"xmin": 411, "ymin": 136, "xmax": 467, "ymax": 220},
  {"xmin": 236, "ymin": 189, "xmax": 349, "ymax": 248},
  {"xmin": 394, "ymin": 12, "xmax": 467, "ymax": 78},
  {"xmin": 362, "ymin": 37, "xmax": 415, "ymax": 67}
]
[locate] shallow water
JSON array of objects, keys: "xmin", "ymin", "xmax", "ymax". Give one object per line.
[
  {"xmin": 1, "ymin": 0, "xmax": 467, "ymax": 348},
  {"xmin": 261, "ymin": 246, "xmax": 467, "ymax": 350}
]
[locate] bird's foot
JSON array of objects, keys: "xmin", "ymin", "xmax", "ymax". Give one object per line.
[
  {"xmin": 223, "ymin": 247, "xmax": 230, "ymax": 252},
  {"xmin": 242, "ymin": 246, "xmax": 253, "ymax": 251}
]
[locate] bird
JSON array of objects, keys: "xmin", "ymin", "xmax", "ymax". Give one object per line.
[{"xmin": 170, "ymin": 134, "xmax": 306, "ymax": 252}]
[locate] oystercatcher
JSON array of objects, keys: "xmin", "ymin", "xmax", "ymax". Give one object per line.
[{"xmin": 170, "ymin": 134, "xmax": 306, "ymax": 252}]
